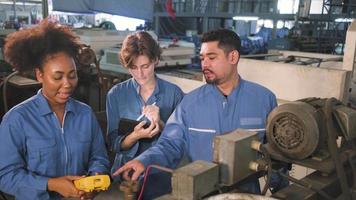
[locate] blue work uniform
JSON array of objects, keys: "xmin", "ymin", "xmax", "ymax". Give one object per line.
[
  {"xmin": 106, "ymin": 76, "xmax": 184, "ymax": 197},
  {"xmin": 0, "ymin": 90, "xmax": 110, "ymax": 200},
  {"xmin": 136, "ymin": 78, "xmax": 277, "ymax": 194}
]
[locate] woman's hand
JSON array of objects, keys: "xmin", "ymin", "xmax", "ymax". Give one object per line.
[
  {"xmin": 121, "ymin": 121, "xmax": 160, "ymax": 150},
  {"xmin": 142, "ymin": 104, "xmax": 160, "ymax": 124},
  {"xmin": 47, "ymin": 176, "xmax": 83, "ymax": 198},
  {"xmin": 79, "ymin": 173, "xmax": 101, "ymax": 200},
  {"xmin": 132, "ymin": 121, "xmax": 160, "ymax": 139}
]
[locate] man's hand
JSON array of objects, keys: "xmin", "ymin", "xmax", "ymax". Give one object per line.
[
  {"xmin": 48, "ymin": 176, "xmax": 83, "ymax": 198},
  {"xmin": 112, "ymin": 160, "xmax": 145, "ymax": 181}
]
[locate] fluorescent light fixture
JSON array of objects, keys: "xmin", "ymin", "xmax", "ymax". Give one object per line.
[
  {"xmin": 233, "ymin": 16, "xmax": 259, "ymax": 21},
  {"xmin": 335, "ymin": 18, "xmax": 354, "ymax": 23},
  {"xmin": 0, "ymin": 1, "xmax": 40, "ymax": 6}
]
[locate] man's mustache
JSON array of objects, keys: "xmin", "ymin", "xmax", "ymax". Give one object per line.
[{"xmin": 203, "ymin": 69, "xmax": 213, "ymax": 74}]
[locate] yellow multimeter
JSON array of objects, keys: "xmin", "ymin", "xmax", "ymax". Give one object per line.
[{"xmin": 74, "ymin": 175, "xmax": 111, "ymax": 192}]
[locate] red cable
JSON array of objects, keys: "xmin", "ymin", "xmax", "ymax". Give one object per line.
[
  {"xmin": 137, "ymin": 165, "xmax": 173, "ymax": 200},
  {"xmin": 137, "ymin": 165, "xmax": 152, "ymax": 200}
]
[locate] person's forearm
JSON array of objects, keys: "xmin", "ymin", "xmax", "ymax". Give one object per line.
[
  {"xmin": 120, "ymin": 132, "xmax": 140, "ymax": 150},
  {"xmin": 0, "ymin": 169, "xmax": 49, "ymax": 195}
]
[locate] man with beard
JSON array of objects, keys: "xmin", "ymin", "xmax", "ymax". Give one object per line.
[{"xmin": 113, "ymin": 29, "xmax": 279, "ymax": 194}]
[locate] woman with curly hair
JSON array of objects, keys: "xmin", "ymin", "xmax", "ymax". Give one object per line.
[{"xmin": 0, "ymin": 19, "xmax": 109, "ymax": 200}]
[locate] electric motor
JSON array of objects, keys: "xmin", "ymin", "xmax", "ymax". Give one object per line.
[{"xmin": 266, "ymin": 101, "xmax": 323, "ymax": 160}]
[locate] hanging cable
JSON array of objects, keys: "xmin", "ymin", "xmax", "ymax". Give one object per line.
[
  {"xmin": 3, "ymin": 71, "xmax": 19, "ymax": 113},
  {"xmin": 137, "ymin": 164, "xmax": 173, "ymax": 200},
  {"xmin": 260, "ymin": 145, "xmax": 273, "ymax": 195}
]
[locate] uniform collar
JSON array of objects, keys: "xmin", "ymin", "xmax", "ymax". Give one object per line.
[
  {"xmin": 210, "ymin": 76, "xmax": 244, "ymax": 100},
  {"xmin": 131, "ymin": 75, "xmax": 161, "ymax": 104},
  {"xmin": 35, "ymin": 89, "xmax": 77, "ymax": 116}
]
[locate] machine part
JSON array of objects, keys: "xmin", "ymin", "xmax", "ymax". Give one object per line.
[
  {"xmin": 249, "ymin": 161, "xmax": 259, "ymax": 172},
  {"xmin": 77, "ymin": 44, "xmax": 103, "ymax": 85},
  {"xmin": 119, "ymin": 180, "xmax": 139, "ymax": 200},
  {"xmin": 251, "ymin": 140, "xmax": 262, "ymax": 152},
  {"xmin": 213, "ymin": 129, "xmax": 259, "ymax": 186},
  {"xmin": 78, "ymin": 45, "xmax": 96, "ymax": 66},
  {"xmin": 333, "ymin": 105, "xmax": 356, "ymax": 140},
  {"xmin": 324, "ymin": 98, "xmax": 351, "ymax": 199},
  {"xmin": 171, "ymin": 160, "xmax": 219, "ymax": 200},
  {"xmin": 266, "ymin": 101, "xmax": 320, "ymax": 160},
  {"xmin": 74, "ymin": 175, "xmax": 110, "ymax": 193},
  {"xmin": 273, "ymin": 169, "xmax": 334, "ymax": 200},
  {"xmin": 249, "ymin": 159, "xmax": 268, "ymax": 172},
  {"xmin": 268, "ymin": 98, "xmax": 356, "ymax": 199}
]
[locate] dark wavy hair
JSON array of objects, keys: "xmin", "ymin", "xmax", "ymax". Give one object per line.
[
  {"xmin": 119, "ymin": 31, "xmax": 162, "ymax": 68},
  {"xmin": 201, "ymin": 29, "xmax": 241, "ymax": 55},
  {"xmin": 4, "ymin": 19, "xmax": 81, "ymax": 72}
]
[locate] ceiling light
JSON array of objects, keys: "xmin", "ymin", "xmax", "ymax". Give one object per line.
[{"xmin": 233, "ymin": 16, "xmax": 259, "ymax": 21}]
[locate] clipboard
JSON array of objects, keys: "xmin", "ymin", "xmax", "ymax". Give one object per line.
[
  {"xmin": 118, "ymin": 118, "xmax": 159, "ymax": 144},
  {"xmin": 118, "ymin": 118, "xmax": 150, "ymax": 136}
]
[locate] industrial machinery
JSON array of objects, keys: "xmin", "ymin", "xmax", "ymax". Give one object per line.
[
  {"xmin": 152, "ymin": 129, "xmax": 265, "ymax": 200},
  {"xmin": 132, "ymin": 97, "xmax": 356, "ymax": 200},
  {"xmin": 73, "ymin": 28, "xmax": 133, "ymax": 54},
  {"xmin": 72, "ymin": 28, "xmax": 195, "ymax": 73},
  {"xmin": 265, "ymin": 98, "xmax": 356, "ymax": 199},
  {"xmin": 99, "ymin": 44, "xmax": 194, "ymax": 74}
]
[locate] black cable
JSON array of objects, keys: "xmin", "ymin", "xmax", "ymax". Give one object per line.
[
  {"xmin": 260, "ymin": 145, "xmax": 272, "ymax": 195},
  {"xmin": 3, "ymin": 71, "xmax": 19, "ymax": 113}
]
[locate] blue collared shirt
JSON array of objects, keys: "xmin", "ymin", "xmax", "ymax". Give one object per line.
[
  {"xmin": 106, "ymin": 77, "xmax": 184, "ymax": 170},
  {"xmin": 136, "ymin": 78, "xmax": 277, "ymax": 193},
  {"xmin": 0, "ymin": 90, "xmax": 109, "ymax": 200}
]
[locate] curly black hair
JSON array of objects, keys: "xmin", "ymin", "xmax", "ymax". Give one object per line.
[{"xmin": 4, "ymin": 19, "xmax": 81, "ymax": 73}]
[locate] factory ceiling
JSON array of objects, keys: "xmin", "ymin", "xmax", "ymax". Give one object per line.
[{"xmin": 52, "ymin": 0, "xmax": 153, "ymax": 20}]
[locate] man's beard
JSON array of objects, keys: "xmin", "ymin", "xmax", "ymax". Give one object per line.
[
  {"xmin": 204, "ymin": 69, "xmax": 217, "ymax": 84},
  {"xmin": 205, "ymin": 78, "xmax": 217, "ymax": 84}
]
